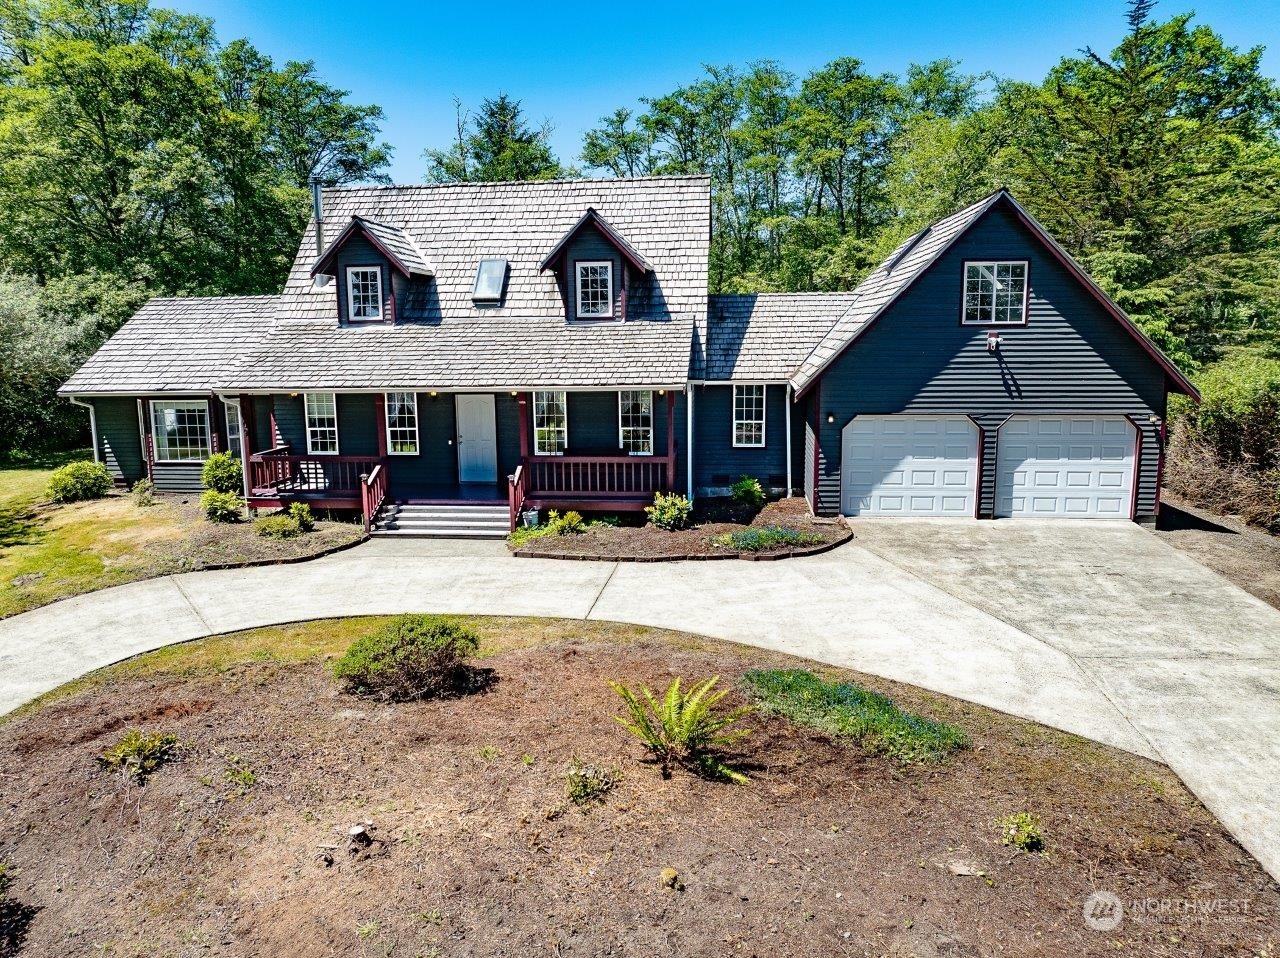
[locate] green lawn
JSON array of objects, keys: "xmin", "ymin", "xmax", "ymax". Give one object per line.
[{"xmin": 0, "ymin": 453, "xmax": 364, "ymax": 618}]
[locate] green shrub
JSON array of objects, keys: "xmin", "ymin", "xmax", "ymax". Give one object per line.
[
  {"xmin": 566, "ymin": 757, "xmax": 618, "ymax": 808},
  {"xmin": 997, "ymin": 812, "xmax": 1045, "ymax": 852},
  {"xmin": 742, "ymin": 669, "xmax": 968, "ymax": 763},
  {"xmin": 200, "ymin": 489, "xmax": 243, "ymax": 522},
  {"xmin": 507, "ymin": 508, "xmax": 585, "ymax": 547},
  {"xmin": 287, "ymin": 502, "xmax": 315, "ymax": 531},
  {"xmin": 332, "ymin": 614, "xmax": 480, "ymax": 702},
  {"xmin": 254, "ymin": 512, "xmax": 301, "ymax": 539},
  {"xmin": 98, "ymin": 730, "xmax": 180, "ymax": 781},
  {"xmin": 46, "ymin": 459, "xmax": 113, "ymax": 502},
  {"xmin": 611, "ymin": 676, "xmax": 751, "ymax": 783},
  {"xmin": 201, "ymin": 451, "xmax": 243, "ymax": 494},
  {"xmin": 130, "ymin": 477, "xmax": 156, "ymax": 507},
  {"xmin": 1173, "ymin": 355, "xmax": 1280, "ymax": 470},
  {"xmin": 731, "ymin": 474, "xmax": 765, "ymax": 510},
  {"xmin": 717, "ymin": 526, "xmax": 822, "ymax": 551},
  {"xmin": 645, "ymin": 492, "xmax": 692, "ymax": 531}
]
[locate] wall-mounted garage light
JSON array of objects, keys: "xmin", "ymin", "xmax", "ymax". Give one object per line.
[
  {"xmin": 826, "ymin": 413, "xmax": 836, "ymax": 424},
  {"xmin": 986, "ymin": 331, "xmax": 1004, "ymax": 353}
]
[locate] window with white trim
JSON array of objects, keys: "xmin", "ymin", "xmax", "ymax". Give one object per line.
[
  {"xmin": 732, "ymin": 385, "xmax": 765, "ymax": 448},
  {"xmin": 346, "ymin": 266, "xmax": 384, "ymax": 321},
  {"xmin": 618, "ymin": 390, "xmax": 653, "ymax": 455},
  {"xmin": 963, "ymin": 261, "xmax": 1027, "ymax": 325},
  {"xmin": 151, "ymin": 399, "xmax": 211, "ymax": 461},
  {"xmin": 575, "ymin": 261, "xmax": 613, "ymax": 319},
  {"xmin": 385, "ymin": 392, "xmax": 419, "ymax": 455},
  {"xmin": 223, "ymin": 400, "xmax": 242, "ymax": 458},
  {"xmin": 533, "ymin": 391, "xmax": 567, "ymax": 455},
  {"xmin": 304, "ymin": 392, "xmax": 339, "ymax": 454}
]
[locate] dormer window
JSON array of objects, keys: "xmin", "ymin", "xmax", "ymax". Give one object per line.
[
  {"xmin": 576, "ymin": 261, "xmax": 614, "ymax": 320},
  {"xmin": 346, "ymin": 266, "xmax": 383, "ymax": 322}
]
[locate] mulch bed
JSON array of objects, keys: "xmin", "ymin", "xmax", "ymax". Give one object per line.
[
  {"xmin": 515, "ymin": 496, "xmax": 851, "ymax": 561},
  {"xmin": 0, "ymin": 622, "xmax": 1274, "ymax": 957}
]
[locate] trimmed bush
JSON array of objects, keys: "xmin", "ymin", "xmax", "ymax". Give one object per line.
[
  {"xmin": 731, "ymin": 474, "xmax": 765, "ymax": 510},
  {"xmin": 200, "ymin": 451, "xmax": 243, "ymax": 494},
  {"xmin": 718, "ymin": 526, "xmax": 822, "ymax": 551},
  {"xmin": 46, "ymin": 459, "xmax": 113, "ymax": 502},
  {"xmin": 742, "ymin": 669, "xmax": 968, "ymax": 763},
  {"xmin": 645, "ymin": 492, "xmax": 692, "ymax": 531},
  {"xmin": 254, "ymin": 513, "xmax": 301, "ymax": 539},
  {"xmin": 200, "ymin": 489, "xmax": 243, "ymax": 522},
  {"xmin": 130, "ymin": 477, "xmax": 156, "ymax": 507},
  {"xmin": 332, "ymin": 614, "xmax": 481, "ymax": 701},
  {"xmin": 288, "ymin": 502, "xmax": 315, "ymax": 531}
]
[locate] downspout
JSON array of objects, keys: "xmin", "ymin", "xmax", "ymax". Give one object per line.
[
  {"xmin": 685, "ymin": 383, "xmax": 695, "ymax": 502},
  {"xmin": 68, "ymin": 396, "xmax": 99, "ymax": 464},
  {"xmin": 784, "ymin": 384, "xmax": 793, "ymax": 496}
]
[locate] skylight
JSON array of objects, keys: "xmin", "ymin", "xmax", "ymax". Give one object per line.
[{"xmin": 472, "ymin": 258, "xmax": 507, "ymax": 304}]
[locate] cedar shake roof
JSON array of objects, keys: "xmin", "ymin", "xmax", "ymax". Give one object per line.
[
  {"xmin": 58, "ymin": 296, "xmax": 278, "ymax": 395},
  {"xmin": 312, "ymin": 216, "xmax": 435, "ymax": 278},
  {"xmin": 700, "ymin": 292, "xmax": 857, "ymax": 381}
]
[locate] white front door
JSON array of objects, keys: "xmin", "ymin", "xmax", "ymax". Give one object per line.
[
  {"xmin": 995, "ymin": 416, "xmax": 1136, "ymax": 519},
  {"xmin": 455, "ymin": 394, "xmax": 498, "ymax": 484},
  {"xmin": 841, "ymin": 415, "xmax": 978, "ymax": 517}
]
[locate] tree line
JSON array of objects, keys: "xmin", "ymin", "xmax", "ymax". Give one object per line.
[{"xmin": 1, "ymin": 0, "xmax": 1278, "ymax": 455}]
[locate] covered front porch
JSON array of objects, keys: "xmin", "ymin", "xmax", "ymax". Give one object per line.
[{"xmin": 237, "ymin": 389, "xmax": 684, "ymax": 530}]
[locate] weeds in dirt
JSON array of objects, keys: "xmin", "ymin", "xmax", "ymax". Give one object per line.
[
  {"xmin": 98, "ymin": 730, "xmax": 180, "ymax": 781},
  {"xmin": 0, "ymin": 861, "xmax": 9, "ymax": 898},
  {"xmin": 742, "ymin": 669, "xmax": 968, "ymax": 762},
  {"xmin": 565, "ymin": 757, "xmax": 618, "ymax": 808},
  {"xmin": 222, "ymin": 755, "xmax": 257, "ymax": 793},
  {"xmin": 998, "ymin": 812, "xmax": 1045, "ymax": 852},
  {"xmin": 478, "ymin": 745, "xmax": 500, "ymax": 762},
  {"xmin": 611, "ymin": 676, "xmax": 751, "ymax": 783},
  {"xmin": 520, "ymin": 753, "xmax": 535, "ymax": 766}
]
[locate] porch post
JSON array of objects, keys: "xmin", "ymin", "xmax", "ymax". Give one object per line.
[
  {"xmin": 239, "ymin": 394, "xmax": 255, "ymax": 503},
  {"xmin": 374, "ymin": 392, "xmax": 388, "ymax": 459},
  {"xmin": 665, "ymin": 389, "xmax": 676, "ymax": 490},
  {"xmin": 518, "ymin": 393, "xmax": 530, "ymax": 461}
]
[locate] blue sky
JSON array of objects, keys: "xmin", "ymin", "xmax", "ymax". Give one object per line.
[{"xmin": 186, "ymin": 0, "xmax": 1278, "ymax": 184}]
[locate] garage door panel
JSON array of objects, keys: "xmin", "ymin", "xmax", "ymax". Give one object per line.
[
  {"xmin": 996, "ymin": 416, "xmax": 1135, "ymax": 520},
  {"xmin": 842, "ymin": 416, "xmax": 977, "ymax": 517}
]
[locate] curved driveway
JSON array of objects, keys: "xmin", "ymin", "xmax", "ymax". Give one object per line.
[{"xmin": 1, "ymin": 520, "xmax": 1278, "ymax": 881}]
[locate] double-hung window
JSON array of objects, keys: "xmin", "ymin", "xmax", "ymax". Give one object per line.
[
  {"xmin": 223, "ymin": 400, "xmax": 243, "ymax": 458},
  {"xmin": 618, "ymin": 391, "xmax": 653, "ymax": 455},
  {"xmin": 962, "ymin": 261, "xmax": 1028, "ymax": 325},
  {"xmin": 385, "ymin": 392, "xmax": 419, "ymax": 455},
  {"xmin": 151, "ymin": 399, "xmax": 211, "ymax": 461},
  {"xmin": 304, "ymin": 392, "xmax": 339, "ymax": 454},
  {"xmin": 575, "ymin": 261, "xmax": 613, "ymax": 319},
  {"xmin": 346, "ymin": 266, "xmax": 384, "ymax": 322},
  {"xmin": 732, "ymin": 385, "xmax": 766, "ymax": 448},
  {"xmin": 533, "ymin": 391, "xmax": 567, "ymax": 455}
]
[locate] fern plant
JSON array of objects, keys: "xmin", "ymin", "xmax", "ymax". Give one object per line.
[{"xmin": 610, "ymin": 676, "xmax": 751, "ymax": 783}]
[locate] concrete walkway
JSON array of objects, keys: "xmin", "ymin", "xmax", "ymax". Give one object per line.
[{"xmin": 1, "ymin": 522, "xmax": 1278, "ymax": 882}]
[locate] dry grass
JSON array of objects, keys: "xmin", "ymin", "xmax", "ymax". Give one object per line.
[
  {"xmin": 0, "ymin": 458, "xmax": 364, "ymax": 619},
  {"xmin": 1165, "ymin": 424, "xmax": 1280, "ymax": 533}
]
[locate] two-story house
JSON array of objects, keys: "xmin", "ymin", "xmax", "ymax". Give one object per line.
[{"xmin": 60, "ymin": 175, "xmax": 1198, "ymax": 536}]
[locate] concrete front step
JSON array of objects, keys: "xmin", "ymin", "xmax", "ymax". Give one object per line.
[{"xmin": 372, "ymin": 503, "xmax": 510, "ymax": 539}]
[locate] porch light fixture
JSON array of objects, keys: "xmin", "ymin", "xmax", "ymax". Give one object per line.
[
  {"xmin": 826, "ymin": 413, "xmax": 835, "ymax": 424},
  {"xmin": 658, "ymin": 389, "xmax": 665, "ymax": 395},
  {"xmin": 429, "ymin": 391, "xmax": 438, "ymax": 397}
]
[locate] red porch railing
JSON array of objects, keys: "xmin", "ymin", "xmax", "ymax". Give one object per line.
[
  {"xmin": 248, "ymin": 453, "xmax": 382, "ymax": 498},
  {"xmin": 507, "ymin": 454, "xmax": 674, "ymax": 530},
  {"xmin": 360, "ymin": 463, "xmax": 388, "ymax": 533}
]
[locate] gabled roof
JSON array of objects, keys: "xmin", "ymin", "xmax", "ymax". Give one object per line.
[
  {"xmin": 536, "ymin": 207, "xmax": 652, "ymax": 274},
  {"xmin": 58, "ymin": 296, "xmax": 278, "ymax": 395},
  {"xmin": 311, "ymin": 215, "xmax": 435, "ymax": 279},
  {"xmin": 790, "ymin": 190, "xmax": 1199, "ymax": 399},
  {"xmin": 700, "ymin": 293, "xmax": 857, "ymax": 381}
]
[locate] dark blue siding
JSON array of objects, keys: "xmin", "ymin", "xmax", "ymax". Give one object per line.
[
  {"xmin": 810, "ymin": 206, "xmax": 1169, "ymax": 518},
  {"xmin": 333, "ymin": 235, "xmax": 395, "ymax": 325},
  {"xmin": 91, "ymin": 398, "xmax": 144, "ymax": 484},
  {"xmin": 561, "ymin": 229, "xmax": 624, "ymax": 320},
  {"xmin": 693, "ymin": 384, "xmax": 793, "ymax": 493}
]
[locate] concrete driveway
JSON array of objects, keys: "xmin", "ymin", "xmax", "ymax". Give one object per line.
[{"xmin": 1, "ymin": 520, "xmax": 1277, "ymax": 881}]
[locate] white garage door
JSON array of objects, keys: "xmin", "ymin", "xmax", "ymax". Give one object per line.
[
  {"xmin": 996, "ymin": 416, "xmax": 1135, "ymax": 519},
  {"xmin": 841, "ymin": 416, "xmax": 978, "ymax": 517}
]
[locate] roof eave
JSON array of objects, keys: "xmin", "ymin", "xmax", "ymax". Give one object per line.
[
  {"xmin": 310, "ymin": 217, "xmax": 435, "ymax": 280},
  {"xmin": 537, "ymin": 207, "xmax": 652, "ymax": 274}
]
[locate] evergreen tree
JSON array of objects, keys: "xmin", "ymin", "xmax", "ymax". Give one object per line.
[{"xmin": 424, "ymin": 94, "xmax": 564, "ymax": 182}]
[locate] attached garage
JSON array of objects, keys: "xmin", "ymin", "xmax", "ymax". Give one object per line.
[
  {"xmin": 841, "ymin": 416, "xmax": 978, "ymax": 516},
  {"xmin": 995, "ymin": 416, "xmax": 1136, "ymax": 519}
]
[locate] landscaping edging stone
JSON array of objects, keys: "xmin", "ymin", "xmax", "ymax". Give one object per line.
[{"xmin": 512, "ymin": 527, "xmax": 852, "ymax": 563}]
